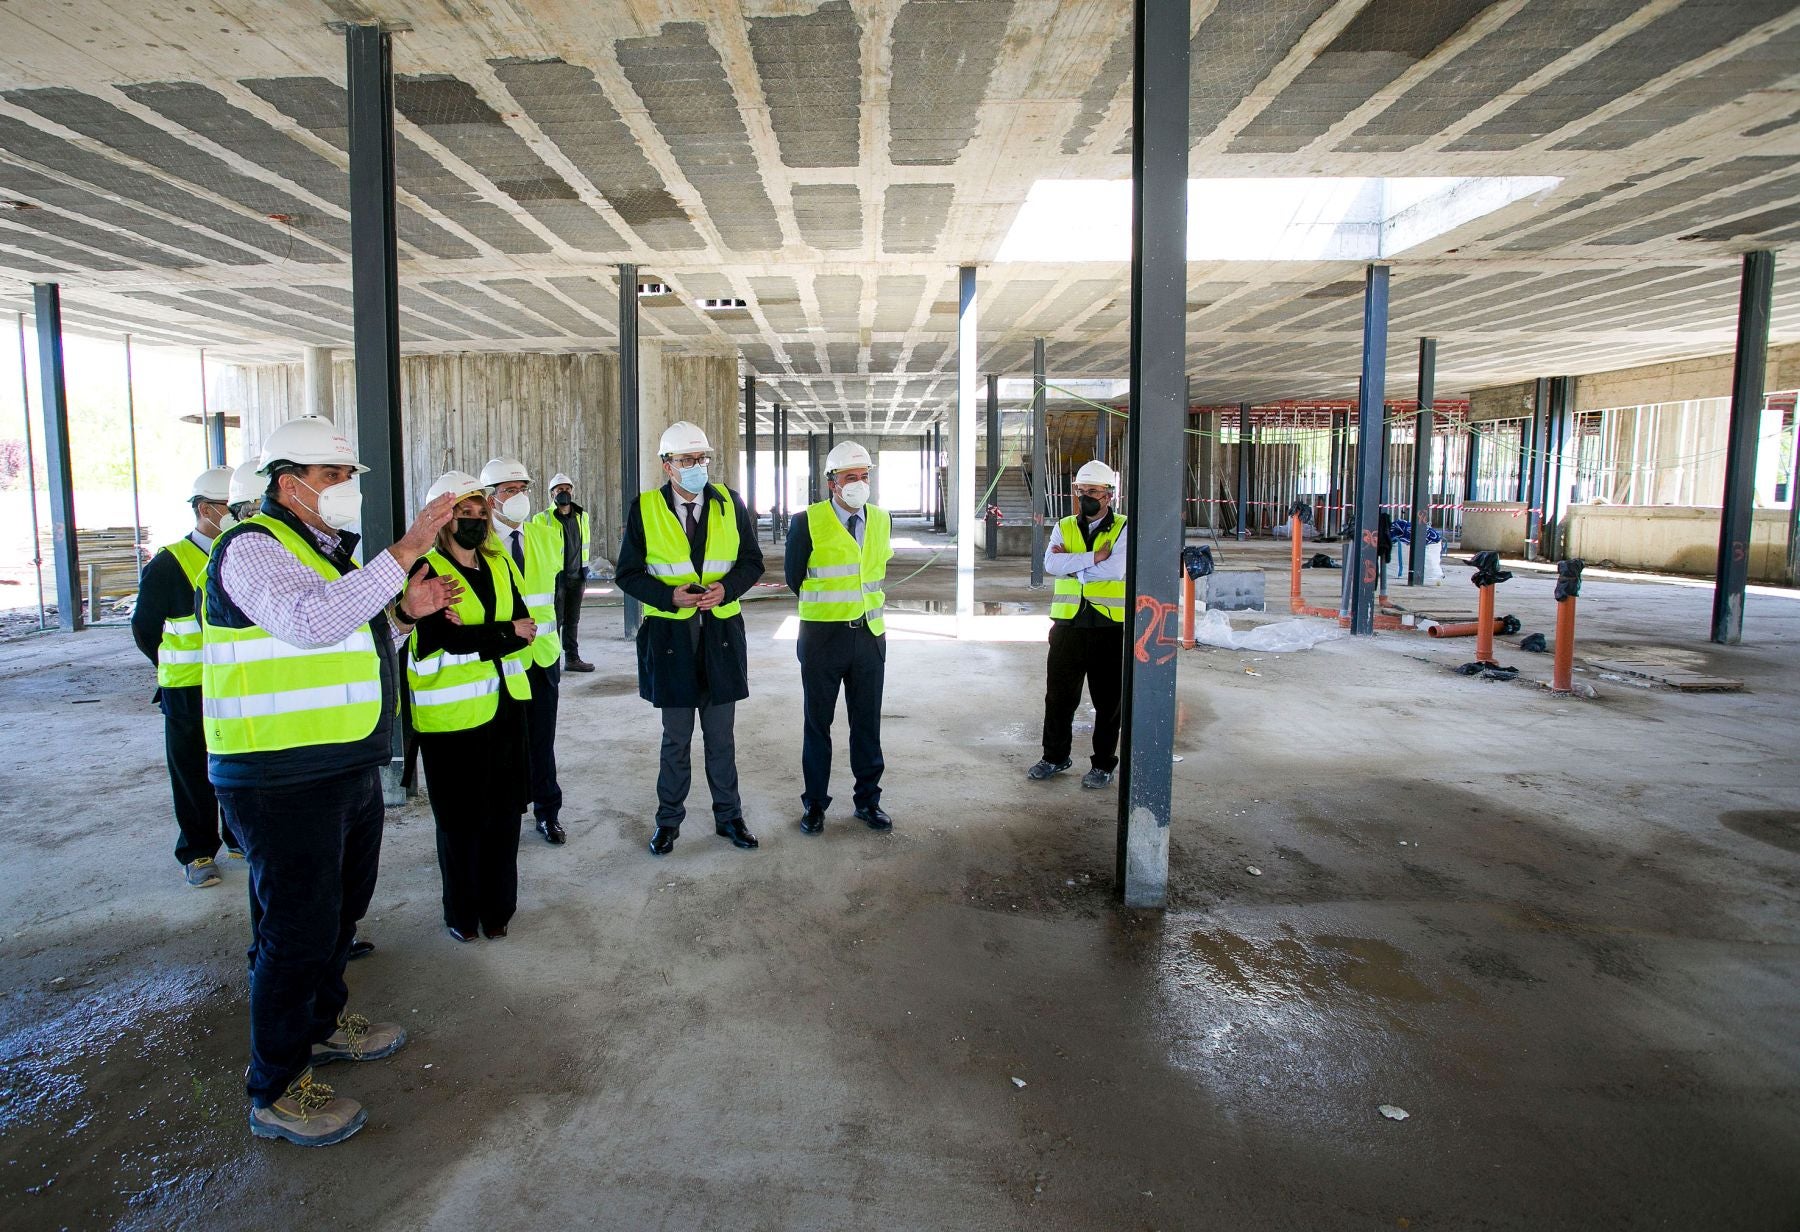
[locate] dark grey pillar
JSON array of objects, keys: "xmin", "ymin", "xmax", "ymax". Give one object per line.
[
  {"xmin": 1409, "ymin": 337, "xmax": 1436, "ymax": 585},
  {"xmin": 933, "ymin": 420, "xmax": 944, "ymax": 531},
  {"xmin": 1464, "ymin": 422, "xmax": 1481, "ymax": 503},
  {"xmin": 1327, "ymin": 409, "xmax": 1345, "ymax": 537},
  {"xmin": 1522, "ymin": 377, "xmax": 1549, "ymax": 558},
  {"xmin": 808, "ymin": 431, "xmax": 822, "ymax": 506},
  {"xmin": 1786, "ymin": 408, "xmax": 1800, "ymax": 587},
  {"xmin": 1543, "ymin": 376, "xmax": 1573, "ymax": 563},
  {"xmin": 345, "ymin": 24, "xmax": 404, "ymax": 563},
  {"xmin": 1030, "ymin": 338, "xmax": 1048, "ymax": 587},
  {"xmin": 1234, "ymin": 401, "xmax": 1251, "ymax": 539},
  {"xmin": 1347, "ymin": 264, "xmax": 1391, "ymax": 636},
  {"xmin": 985, "ymin": 373, "xmax": 1000, "ymax": 560},
  {"xmin": 1712, "ymin": 250, "xmax": 1774, "ymax": 644},
  {"xmin": 778, "ymin": 404, "xmax": 789, "ymax": 536},
  {"xmin": 618, "ymin": 263, "xmax": 641, "ymax": 637},
  {"xmin": 1116, "ymin": 0, "xmax": 1188, "ymax": 910},
  {"xmin": 743, "ymin": 373, "xmax": 757, "ymax": 534},
  {"xmin": 32, "ymin": 283, "xmax": 80, "ymax": 632}
]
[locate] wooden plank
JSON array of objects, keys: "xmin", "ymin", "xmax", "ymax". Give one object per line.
[{"xmin": 1588, "ymin": 659, "xmax": 1744, "ymax": 691}]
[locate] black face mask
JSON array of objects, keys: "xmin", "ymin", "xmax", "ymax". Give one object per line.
[
  {"xmin": 451, "ymin": 518, "xmax": 488, "ymax": 550},
  {"xmin": 1077, "ymin": 494, "xmax": 1103, "ymax": 519},
  {"xmin": 554, "ymin": 490, "xmax": 573, "ymax": 506}
]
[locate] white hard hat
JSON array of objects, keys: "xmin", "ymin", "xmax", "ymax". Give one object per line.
[
  {"xmin": 425, "ymin": 470, "xmax": 485, "ymax": 506},
  {"xmin": 257, "ymin": 416, "xmax": 366, "ymax": 474},
  {"xmin": 190, "ymin": 466, "xmax": 233, "ymax": 503},
  {"xmin": 548, "ymin": 473, "xmax": 573, "ymax": 490},
  {"xmin": 1074, "ymin": 459, "xmax": 1118, "ymax": 488},
  {"xmin": 478, "ymin": 457, "xmax": 532, "ymax": 488},
  {"xmin": 658, "ymin": 421, "xmax": 711, "ymax": 457},
  {"xmin": 824, "ymin": 441, "xmax": 873, "ymax": 473},
  {"xmin": 227, "ymin": 460, "xmax": 263, "ymax": 506}
]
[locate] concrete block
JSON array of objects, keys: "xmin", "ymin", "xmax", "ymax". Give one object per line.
[{"xmin": 1204, "ymin": 568, "xmax": 1266, "ymax": 612}]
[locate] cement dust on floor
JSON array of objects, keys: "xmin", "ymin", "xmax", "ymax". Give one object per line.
[{"xmin": 1, "ymin": 541, "xmax": 1797, "ymax": 1231}]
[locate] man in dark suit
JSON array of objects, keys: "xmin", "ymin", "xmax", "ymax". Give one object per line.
[{"xmin": 615, "ymin": 421, "xmax": 765, "ymax": 857}]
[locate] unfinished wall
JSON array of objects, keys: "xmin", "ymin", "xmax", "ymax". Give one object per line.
[
  {"xmin": 216, "ymin": 349, "xmax": 741, "ymax": 564},
  {"xmin": 1565, "ymin": 505, "xmax": 1791, "ymax": 582}
]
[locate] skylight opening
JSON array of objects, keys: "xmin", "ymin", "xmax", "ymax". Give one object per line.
[{"xmin": 995, "ymin": 176, "xmax": 1561, "ymax": 263}]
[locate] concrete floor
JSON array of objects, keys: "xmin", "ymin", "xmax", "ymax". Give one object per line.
[{"xmin": 2, "ymin": 522, "xmax": 1798, "ymax": 1231}]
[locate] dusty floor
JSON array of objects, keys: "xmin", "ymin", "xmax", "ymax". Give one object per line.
[{"xmin": 1, "ymin": 522, "xmax": 1797, "ymax": 1231}]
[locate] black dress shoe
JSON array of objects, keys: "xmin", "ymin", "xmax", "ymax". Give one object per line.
[
  {"xmin": 564, "ymin": 657, "xmax": 596, "ymax": 673},
  {"xmin": 799, "ymin": 805, "xmax": 825, "ymax": 835},
  {"xmin": 536, "ymin": 816, "xmax": 567, "ymax": 845},
  {"xmin": 715, "ymin": 818, "xmax": 760, "ymax": 849},
  {"xmin": 855, "ymin": 805, "xmax": 893, "ymax": 831},
  {"xmin": 447, "ymin": 925, "xmax": 478, "ymax": 943},
  {"xmin": 346, "ymin": 938, "xmax": 375, "ymax": 961},
  {"xmin": 483, "ymin": 924, "xmax": 508, "ymax": 940},
  {"xmin": 649, "ymin": 826, "xmax": 678, "ymax": 856}
]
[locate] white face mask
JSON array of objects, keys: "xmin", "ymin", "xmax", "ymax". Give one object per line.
[
  {"xmin": 500, "ymin": 492, "xmax": 531, "ymax": 524},
  {"xmin": 217, "ymin": 511, "xmax": 238, "ymax": 534},
  {"xmin": 838, "ymin": 480, "xmax": 870, "ymax": 511},
  {"xmin": 300, "ymin": 475, "xmax": 362, "ymax": 531}
]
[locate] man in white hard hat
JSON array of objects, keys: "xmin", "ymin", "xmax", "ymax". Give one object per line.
[
  {"xmin": 201, "ymin": 415, "xmax": 462, "ymax": 1147},
  {"xmin": 221, "ymin": 459, "xmax": 263, "ymax": 533},
  {"xmin": 131, "ymin": 466, "xmax": 239, "ymax": 888},
  {"xmin": 530, "ymin": 471, "xmax": 593, "ymax": 673},
  {"xmin": 615, "ymin": 420, "xmax": 764, "ymax": 856},
  {"xmin": 1028, "ymin": 458, "xmax": 1128, "ymax": 789},
  {"xmin": 482, "ymin": 456, "xmax": 570, "ymax": 844},
  {"xmin": 784, "ymin": 439, "xmax": 894, "ymax": 835}
]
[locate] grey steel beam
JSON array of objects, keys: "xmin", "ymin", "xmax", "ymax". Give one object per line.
[
  {"xmin": 743, "ymin": 373, "xmax": 757, "ymax": 536},
  {"xmin": 1234, "ymin": 401, "xmax": 1251, "ymax": 539},
  {"xmin": 1522, "ymin": 377, "xmax": 1549, "ymax": 557},
  {"xmin": 1030, "ymin": 338, "xmax": 1048, "ymax": 587},
  {"xmin": 808, "ymin": 431, "xmax": 821, "ymax": 506},
  {"xmin": 955, "ymin": 266, "xmax": 977, "ymax": 620},
  {"xmin": 32, "ymin": 283, "xmax": 80, "ymax": 632},
  {"xmin": 1347, "ymin": 264, "xmax": 1390, "ymax": 636},
  {"xmin": 1327, "ymin": 409, "xmax": 1345, "ymax": 537},
  {"xmin": 1409, "ymin": 338, "xmax": 1436, "ymax": 586},
  {"xmin": 778, "ymin": 404, "xmax": 789, "ymax": 537},
  {"xmin": 933, "ymin": 420, "xmax": 944, "ymax": 531},
  {"xmin": 1543, "ymin": 376, "xmax": 1573, "ymax": 563},
  {"xmin": 1116, "ymin": 0, "xmax": 1188, "ymax": 911},
  {"xmin": 618, "ymin": 262, "xmax": 640, "ymax": 637},
  {"xmin": 1712, "ymin": 250, "xmax": 1775, "ymax": 644},
  {"xmin": 1463, "ymin": 421, "xmax": 1481, "ymax": 503},
  {"xmin": 985, "ymin": 373, "xmax": 1000, "ymax": 561}
]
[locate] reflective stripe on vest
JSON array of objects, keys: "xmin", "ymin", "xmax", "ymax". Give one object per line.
[
  {"xmin": 407, "ymin": 548, "xmax": 533, "ymax": 733},
  {"xmin": 200, "ymin": 514, "xmax": 382, "ymax": 755},
  {"xmin": 514, "ymin": 519, "xmax": 564, "ymax": 668},
  {"xmin": 640, "ymin": 485, "xmax": 742, "ymax": 621},
  {"xmin": 156, "ymin": 537, "xmax": 211, "ymax": 688},
  {"xmin": 1049, "ymin": 514, "xmax": 1127, "ymax": 623},
  {"xmin": 798, "ymin": 501, "xmax": 892, "ymax": 635}
]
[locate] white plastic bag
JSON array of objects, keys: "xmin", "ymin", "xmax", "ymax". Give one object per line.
[{"xmin": 1193, "ymin": 609, "xmax": 1345, "ymax": 653}]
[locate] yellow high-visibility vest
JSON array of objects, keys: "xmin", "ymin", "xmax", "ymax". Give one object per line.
[
  {"xmin": 407, "ymin": 547, "xmax": 532, "ymax": 733},
  {"xmin": 797, "ymin": 501, "xmax": 891, "ymax": 634},
  {"xmin": 639, "ymin": 485, "xmax": 742, "ymax": 621},
  {"xmin": 155, "ymin": 536, "xmax": 210, "ymax": 688},
  {"xmin": 1049, "ymin": 514, "xmax": 1126, "ymax": 623}
]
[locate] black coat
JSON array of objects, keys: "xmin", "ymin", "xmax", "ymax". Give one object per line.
[{"xmin": 614, "ymin": 482, "xmax": 764, "ymax": 708}]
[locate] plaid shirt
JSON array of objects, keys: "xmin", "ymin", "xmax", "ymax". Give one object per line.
[{"xmin": 219, "ymin": 521, "xmax": 410, "ymax": 650}]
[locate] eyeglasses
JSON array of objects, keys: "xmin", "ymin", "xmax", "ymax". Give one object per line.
[
  {"xmin": 1073, "ymin": 486, "xmax": 1112, "ymax": 498},
  {"xmin": 668, "ymin": 454, "xmax": 711, "ymax": 468}
]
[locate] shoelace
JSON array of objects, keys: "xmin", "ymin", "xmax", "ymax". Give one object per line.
[
  {"xmin": 336, "ymin": 1012, "xmax": 370, "ymax": 1057},
  {"xmin": 288, "ymin": 1074, "xmax": 335, "ymax": 1116}
]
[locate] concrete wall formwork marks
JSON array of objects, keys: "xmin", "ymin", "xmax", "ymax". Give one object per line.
[{"xmin": 216, "ymin": 350, "xmax": 740, "ymax": 563}]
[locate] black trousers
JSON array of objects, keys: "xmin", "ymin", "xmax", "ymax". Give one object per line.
[
  {"xmin": 525, "ymin": 662, "xmax": 562, "ymax": 823},
  {"xmin": 656, "ymin": 702, "xmax": 740, "ymax": 828},
  {"xmin": 555, "ymin": 574, "xmax": 585, "ymax": 661},
  {"xmin": 1041, "ymin": 620, "xmax": 1124, "ymax": 772},
  {"xmin": 162, "ymin": 687, "xmax": 234, "ymax": 865},
  {"xmin": 420, "ymin": 703, "xmax": 527, "ymax": 935},
  {"xmin": 219, "ymin": 768, "xmax": 382, "ymax": 1106},
  {"xmin": 798, "ymin": 622, "xmax": 885, "ymax": 812}
]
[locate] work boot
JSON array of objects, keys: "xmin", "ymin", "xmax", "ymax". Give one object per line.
[
  {"xmin": 1081, "ymin": 769, "xmax": 1114, "ymax": 790},
  {"xmin": 564, "ymin": 656, "xmax": 595, "ymax": 673},
  {"xmin": 248, "ymin": 1069, "xmax": 367, "ymax": 1147},
  {"xmin": 184, "ymin": 857, "xmax": 221, "ymax": 888},
  {"xmin": 1026, "ymin": 758, "xmax": 1073, "ymax": 781},
  {"xmin": 310, "ymin": 1012, "xmax": 408, "ymax": 1066}
]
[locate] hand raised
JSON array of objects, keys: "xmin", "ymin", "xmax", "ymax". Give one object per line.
[
  {"xmin": 402, "ymin": 571, "xmax": 462, "ymax": 620},
  {"xmin": 393, "ymin": 492, "xmax": 460, "ymax": 566}
]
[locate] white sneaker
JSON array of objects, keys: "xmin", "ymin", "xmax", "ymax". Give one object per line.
[
  {"xmin": 248, "ymin": 1069, "xmax": 366, "ymax": 1146},
  {"xmin": 311, "ymin": 1012, "xmax": 408, "ymax": 1065}
]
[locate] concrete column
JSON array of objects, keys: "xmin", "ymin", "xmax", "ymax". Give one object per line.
[
  {"xmin": 955, "ymin": 266, "xmax": 977, "ymax": 624},
  {"xmin": 303, "ymin": 346, "xmax": 336, "ymax": 421}
]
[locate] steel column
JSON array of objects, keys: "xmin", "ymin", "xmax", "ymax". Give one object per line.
[
  {"xmin": 1522, "ymin": 378, "xmax": 1549, "ymax": 557},
  {"xmin": 778, "ymin": 404, "xmax": 789, "ymax": 537},
  {"xmin": 1542, "ymin": 376, "xmax": 1573, "ymax": 563},
  {"xmin": 955, "ymin": 266, "xmax": 978, "ymax": 621},
  {"xmin": 32, "ymin": 284, "xmax": 80, "ymax": 631},
  {"xmin": 1234, "ymin": 401, "xmax": 1251, "ymax": 539},
  {"xmin": 1030, "ymin": 338, "xmax": 1048, "ymax": 587},
  {"xmin": 985, "ymin": 372, "xmax": 1000, "ymax": 560},
  {"xmin": 1116, "ymin": 0, "xmax": 1187, "ymax": 910},
  {"xmin": 808, "ymin": 431, "xmax": 822, "ymax": 506},
  {"xmin": 1712, "ymin": 250, "xmax": 1775, "ymax": 644},
  {"xmin": 1347, "ymin": 264, "xmax": 1391, "ymax": 636},
  {"xmin": 15, "ymin": 314, "xmax": 44, "ymax": 627},
  {"xmin": 1786, "ymin": 407, "xmax": 1800, "ymax": 587},
  {"xmin": 932, "ymin": 420, "xmax": 944, "ymax": 531},
  {"xmin": 1463, "ymin": 422, "xmax": 1480, "ymax": 503},
  {"xmin": 345, "ymin": 25, "xmax": 404, "ymax": 567},
  {"xmin": 202, "ymin": 349, "xmax": 225, "ymax": 467},
  {"xmin": 743, "ymin": 373, "xmax": 757, "ymax": 536},
  {"xmin": 618, "ymin": 263, "xmax": 641, "ymax": 636},
  {"xmin": 1409, "ymin": 338, "xmax": 1436, "ymax": 586},
  {"xmin": 124, "ymin": 335, "xmax": 144, "ymax": 582}
]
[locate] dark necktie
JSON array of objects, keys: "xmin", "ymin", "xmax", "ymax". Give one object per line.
[
  {"xmin": 509, "ymin": 529, "xmax": 524, "ymax": 570},
  {"xmin": 683, "ymin": 501, "xmax": 698, "ymax": 538},
  {"xmin": 847, "ymin": 513, "xmax": 861, "ymax": 544}
]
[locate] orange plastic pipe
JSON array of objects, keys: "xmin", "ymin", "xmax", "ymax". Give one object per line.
[
  {"xmin": 1181, "ymin": 570, "xmax": 1196, "ymax": 649},
  {"xmin": 1551, "ymin": 596, "xmax": 1576, "ymax": 692},
  {"xmin": 1428, "ymin": 615, "xmax": 1510, "ymax": 639},
  {"xmin": 1290, "ymin": 514, "xmax": 1304, "ymax": 613},
  {"xmin": 1474, "ymin": 583, "xmax": 1496, "ymax": 662}
]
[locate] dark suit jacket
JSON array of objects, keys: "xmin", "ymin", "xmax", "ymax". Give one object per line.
[{"xmin": 615, "ymin": 482, "xmax": 764, "ymax": 707}]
